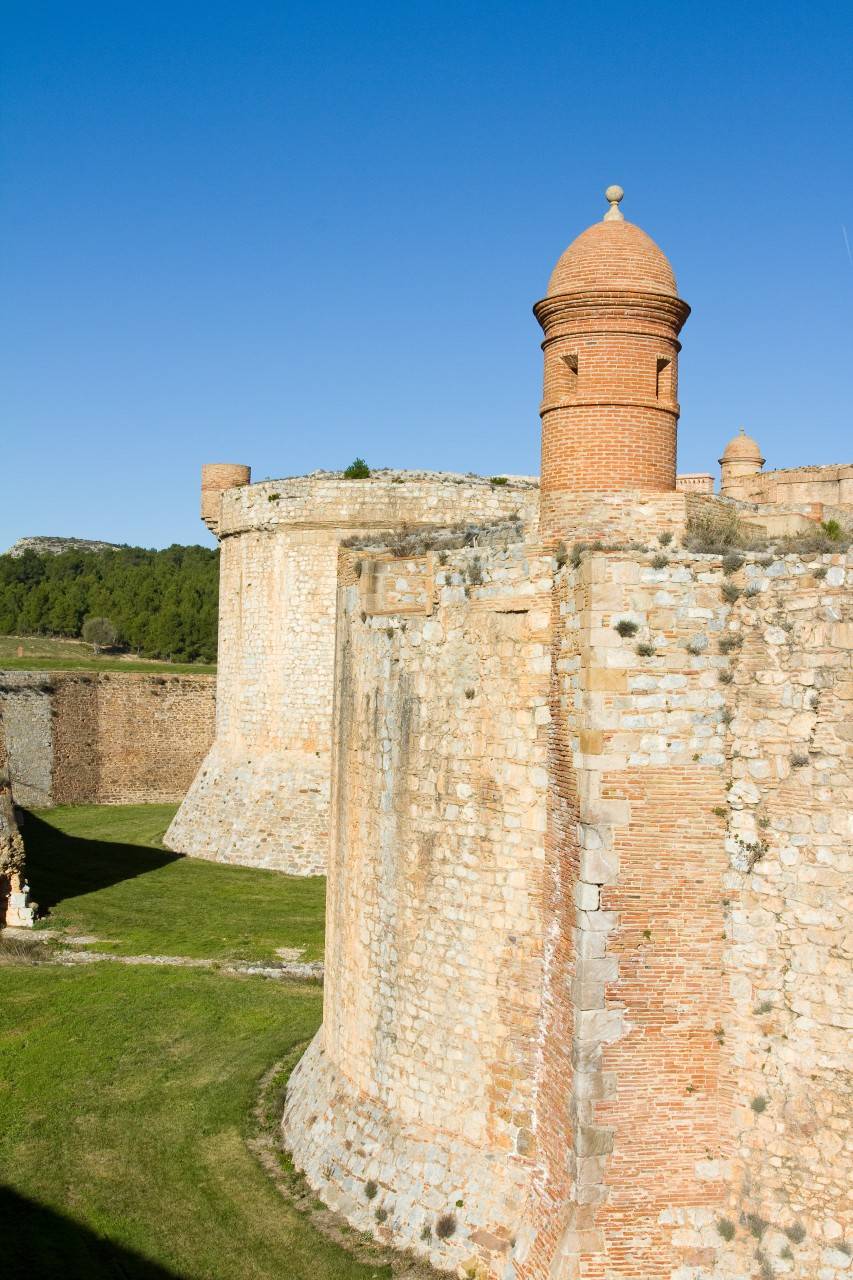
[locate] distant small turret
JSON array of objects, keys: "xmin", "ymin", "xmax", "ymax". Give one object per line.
[
  {"xmin": 719, "ymin": 428, "xmax": 765, "ymax": 497},
  {"xmin": 201, "ymin": 463, "xmax": 251, "ymax": 534}
]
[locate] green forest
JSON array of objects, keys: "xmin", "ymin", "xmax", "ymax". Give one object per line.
[{"xmin": 0, "ymin": 545, "xmax": 219, "ymax": 662}]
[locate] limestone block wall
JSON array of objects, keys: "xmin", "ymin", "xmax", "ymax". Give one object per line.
[
  {"xmin": 713, "ymin": 551, "xmax": 852, "ymax": 1276},
  {"xmin": 721, "ymin": 462, "xmax": 853, "ymax": 511},
  {"xmin": 284, "ymin": 517, "xmax": 851, "ymax": 1280},
  {"xmin": 0, "ymin": 671, "xmax": 215, "ymax": 806},
  {"xmin": 283, "ymin": 538, "xmax": 555, "ymax": 1270},
  {"xmin": 167, "ymin": 470, "xmax": 539, "ymax": 875}
]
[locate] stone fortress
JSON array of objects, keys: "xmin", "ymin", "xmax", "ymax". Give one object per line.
[{"xmin": 173, "ymin": 187, "xmax": 850, "ymax": 1278}]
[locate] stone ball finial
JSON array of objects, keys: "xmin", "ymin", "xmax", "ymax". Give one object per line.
[{"xmin": 603, "ymin": 184, "xmax": 625, "ymax": 221}]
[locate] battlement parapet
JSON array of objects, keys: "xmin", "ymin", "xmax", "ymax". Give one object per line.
[
  {"xmin": 214, "ymin": 470, "xmax": 539, "ymax": 539},
  {"xmin": 722, "ymin": 460, "xmax": 853, "ymax": 508}
]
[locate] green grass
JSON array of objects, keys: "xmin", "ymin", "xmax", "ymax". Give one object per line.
[
  {"xmin": 0, "ymin": 965, "xmax": 387, "ymax": 1280},
  {"xmin": 27, "ymin": 805, "xmax": 326, "ymax": 962},
  {"xmin": 0, "ymin": 634, "xmax": 215, "ymax": 674},
  {"xmin": 0, "ymin": 803, "xmax": 388, "ymax": 1280}
]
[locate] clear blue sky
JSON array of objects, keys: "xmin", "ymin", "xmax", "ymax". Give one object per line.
[{"xmin": 2, "ymin": 1, "xmax": 852, "ymax": 550}]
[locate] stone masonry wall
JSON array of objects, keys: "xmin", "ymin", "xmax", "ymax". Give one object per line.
[
  {"xmin": 722, "ymin": 463, "xmax": 853, "ymax": 511},
  {"xmin": 0, "ymin": 706, "xmax": 33, "ymax": 928},
  {"xmin": 524, "ymin": 542, "xmax": 851, "ymax": 1280},
  {"xmin": 284, "ymin": 538, "xmax": 555, "ymax": 1274},
  {"xmin": 712, "ymin": 550, "xmax": 852, "ymax": 1278},
  {"xmin": 0, "ymin": 671, "xmax": 215, "ymax": 806},
  {"xmin": 521, "ymin": 544, "xmax": 733, "ymax": 1280},
  {"xmin": 167, "ymin": 471, "xmax": 539, "ymax": 875},
  {"xmin": 285, "ymin": 517, "xmax": 851, "ymax": 1280}
]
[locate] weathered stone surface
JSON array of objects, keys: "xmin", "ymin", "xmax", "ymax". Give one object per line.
[
  {"xmin": 283, "ymin": 535, "xmax": 852, "ymax": 1280},
  {"xmin": 169, "ymin": 470, "xmax": 539, "ymax": 873},
  {"xmin": 0, "ymin": 670, "xmax": 214, "ymax": 806}
]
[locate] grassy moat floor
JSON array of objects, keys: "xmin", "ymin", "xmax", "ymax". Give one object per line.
[{"xmin": 0, "ymin": 806, "xmax": 388, "ymax": 1280}]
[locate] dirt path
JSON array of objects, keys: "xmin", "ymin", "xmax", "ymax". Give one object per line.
[{"xmin": 1, "ymin": 928, "xmax": 323, "ymax": 980}]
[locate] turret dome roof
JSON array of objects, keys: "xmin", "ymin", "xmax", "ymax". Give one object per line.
[
  {"xmin": 720, "ymin": 429, "xmax": 764, "ymax": 463},
  {"xmin": 546, "ymin": 208, "xmax": 678, "ymax": 299}
]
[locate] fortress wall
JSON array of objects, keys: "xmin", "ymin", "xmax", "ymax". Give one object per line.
[
  {"xmin": 524, "ymin": 545, "xmax": 851, "ymax": 1280},
  {"xmin": 165, "ymin": 528, "xmax": 340, "ymax": 873},
  {"xmin": 0, "ymin": 671, "xmax": 215, "ymax": 806},
  {"xmin": 0, "ymin": 675, "xmax": 54, "ymax": 806},
  {"xmin": 515, "ymin": 556, "xmax": 583, "ymax": 1273},
  {"xmin": 518, "ymin": 548, "xmax": 733, "ymax": 1280},
  {"xmin": 284, "ymin": 539, "xmax": 555, "ymax": 1272},
  {"xmin": 284, "ymin": 517, "xmax": 851, "ymax": 1280},
  {"xmin": 712, "ymin": 552, "xmax": 852, "ymax": 1275},
  {"xmin": 0, "ymin": 707, "xmax": 32, "ymax": 928},
  {"xmin": 168, "ymin": 471, "xmax": 540, "ymax": 875},
  {"xmin": 723, "ymin": 463, "xmax": 853, "ymax": 509}
]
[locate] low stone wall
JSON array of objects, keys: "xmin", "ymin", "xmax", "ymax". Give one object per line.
[{"xmin": 0, "ymin": 671, "xmax": 215, "ymax": 807}]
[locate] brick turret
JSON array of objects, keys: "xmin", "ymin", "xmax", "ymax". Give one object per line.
[
  {"xmin": 534, "ymin": 186, "xmax": 690, "ymax": 537},
  {"xmin": 201, "ymin": 463, "xmax": 251, "ymax": 534}
]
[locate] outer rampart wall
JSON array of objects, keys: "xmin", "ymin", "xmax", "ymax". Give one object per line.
[
  {"xmin": 283, "ymin": 539, "xmax": 554, "ymax": 1267},
  {"xmin": 0, "ymin": 671, "xmax": 215, "ymax": 807},
  {"xmin": 722, "ymin": 462, "xmax": 853, "ymax": 510},
  {"xmin": 166, "ymin": 471, "xmax": 539, "ymax": 875},
  {"xmin": 284, "ymin": 520, "xmax": 852, "ymax": 1280},
  {"xmin": 714, "ymin": 553, "xmax": 852, "ymax": 1274}
]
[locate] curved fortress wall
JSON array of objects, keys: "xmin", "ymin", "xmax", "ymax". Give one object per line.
[
  {"xmin": 284, "ymin": 538, "xmax": 555, "ymax": 1254},
  {"xmin": 285, "ymin": 531, "xmax": 853, "ymax": 1280},
  {"xmin": 165, "ymin": 472, "xmax": 538, "ymax": 874}
]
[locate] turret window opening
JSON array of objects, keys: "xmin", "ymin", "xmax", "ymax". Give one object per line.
[
  {"xmin": 557, "ymin": 352, "xmax": 579, "ymax": 399},
  {"xmin": 656, "ymin": 356, "xmax": 672, "ymax": 400}
]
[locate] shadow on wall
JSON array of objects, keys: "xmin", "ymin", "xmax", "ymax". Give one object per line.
[
  {"xmin": 1, "ymin": 1185, "xmax": 186, "ymax": 1279},
  {"xmin": 19, "ymin": 812, "xmax": 182, "ymax": 915}
]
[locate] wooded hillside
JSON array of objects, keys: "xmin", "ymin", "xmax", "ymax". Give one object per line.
[{"xmin": 0, "ymin": 545, "xmax": 219, "ymax": 663}]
